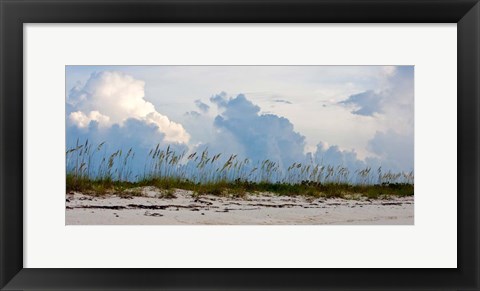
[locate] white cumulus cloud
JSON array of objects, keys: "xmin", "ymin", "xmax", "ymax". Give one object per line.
[{"xmin": 67, "ymin": 71, "xmax": 189, "ymax": 144}]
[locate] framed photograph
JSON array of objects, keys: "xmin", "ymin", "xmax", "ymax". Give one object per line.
[
  {"xmin": 64, "ymin": 65, "xmax": 415, "ymax": 226},
  {"xmin": 1, "ymin": 0, "xmax": 479, "ymax": 290}
]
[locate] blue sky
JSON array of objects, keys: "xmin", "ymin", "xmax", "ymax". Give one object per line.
[{"xmin": 66, "ymin": 65, "xmax": 414, "ymax": 174}]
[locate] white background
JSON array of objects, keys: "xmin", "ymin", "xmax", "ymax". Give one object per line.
[{"xmin": 24, "ymin": 24, "xmax": 457, "ymax": 268}]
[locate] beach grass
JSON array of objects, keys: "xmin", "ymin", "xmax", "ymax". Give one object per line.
[{"xmin": 66, "ymin": 140, "xmax": 414, "ymax": 199}]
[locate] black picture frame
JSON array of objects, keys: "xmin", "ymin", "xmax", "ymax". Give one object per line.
[{"xmin": 1, "ymin": 0, "xmax": 479, "ymax": 290}]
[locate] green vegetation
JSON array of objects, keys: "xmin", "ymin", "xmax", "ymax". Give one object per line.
[{"xmin": 66, "ymin": 140, "xmax": 414, "ymax": 199}]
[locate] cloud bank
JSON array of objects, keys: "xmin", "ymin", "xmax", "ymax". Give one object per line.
[
  {"xmin": 313, "ymin": 142, "xmax": 366, "ymax": 170},
  {"xmin": 66, "ymin": 67, "xmax": 414, "ymax": 180},
  {"xmin": 67, "ymin": 71, "xmax": 189, "ymax": 144},
  {"xmin": 183, "ymin": 91, "xmax": 413, "ymax": 173},
  {"xmin": 367, "ymin": 130, "xmax": 414, "ymax": 172},
  {"xmin": 208, "ymin": 93, "xmax": 306, "ymax": 168}
]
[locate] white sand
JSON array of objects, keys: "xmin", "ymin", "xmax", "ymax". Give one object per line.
[{"xmin": 66, "ymin": 187, "xmax": 414, "ymax": 225}]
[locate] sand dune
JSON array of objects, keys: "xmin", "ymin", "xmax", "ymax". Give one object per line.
[{"xmin": 65, "ymin": 187, "xmax": 414, "ymax": 225}]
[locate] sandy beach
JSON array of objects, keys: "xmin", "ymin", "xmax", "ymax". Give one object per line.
[{"xmin": 65, "ymin": 187, "xmax": 414, "ymax": 225}]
